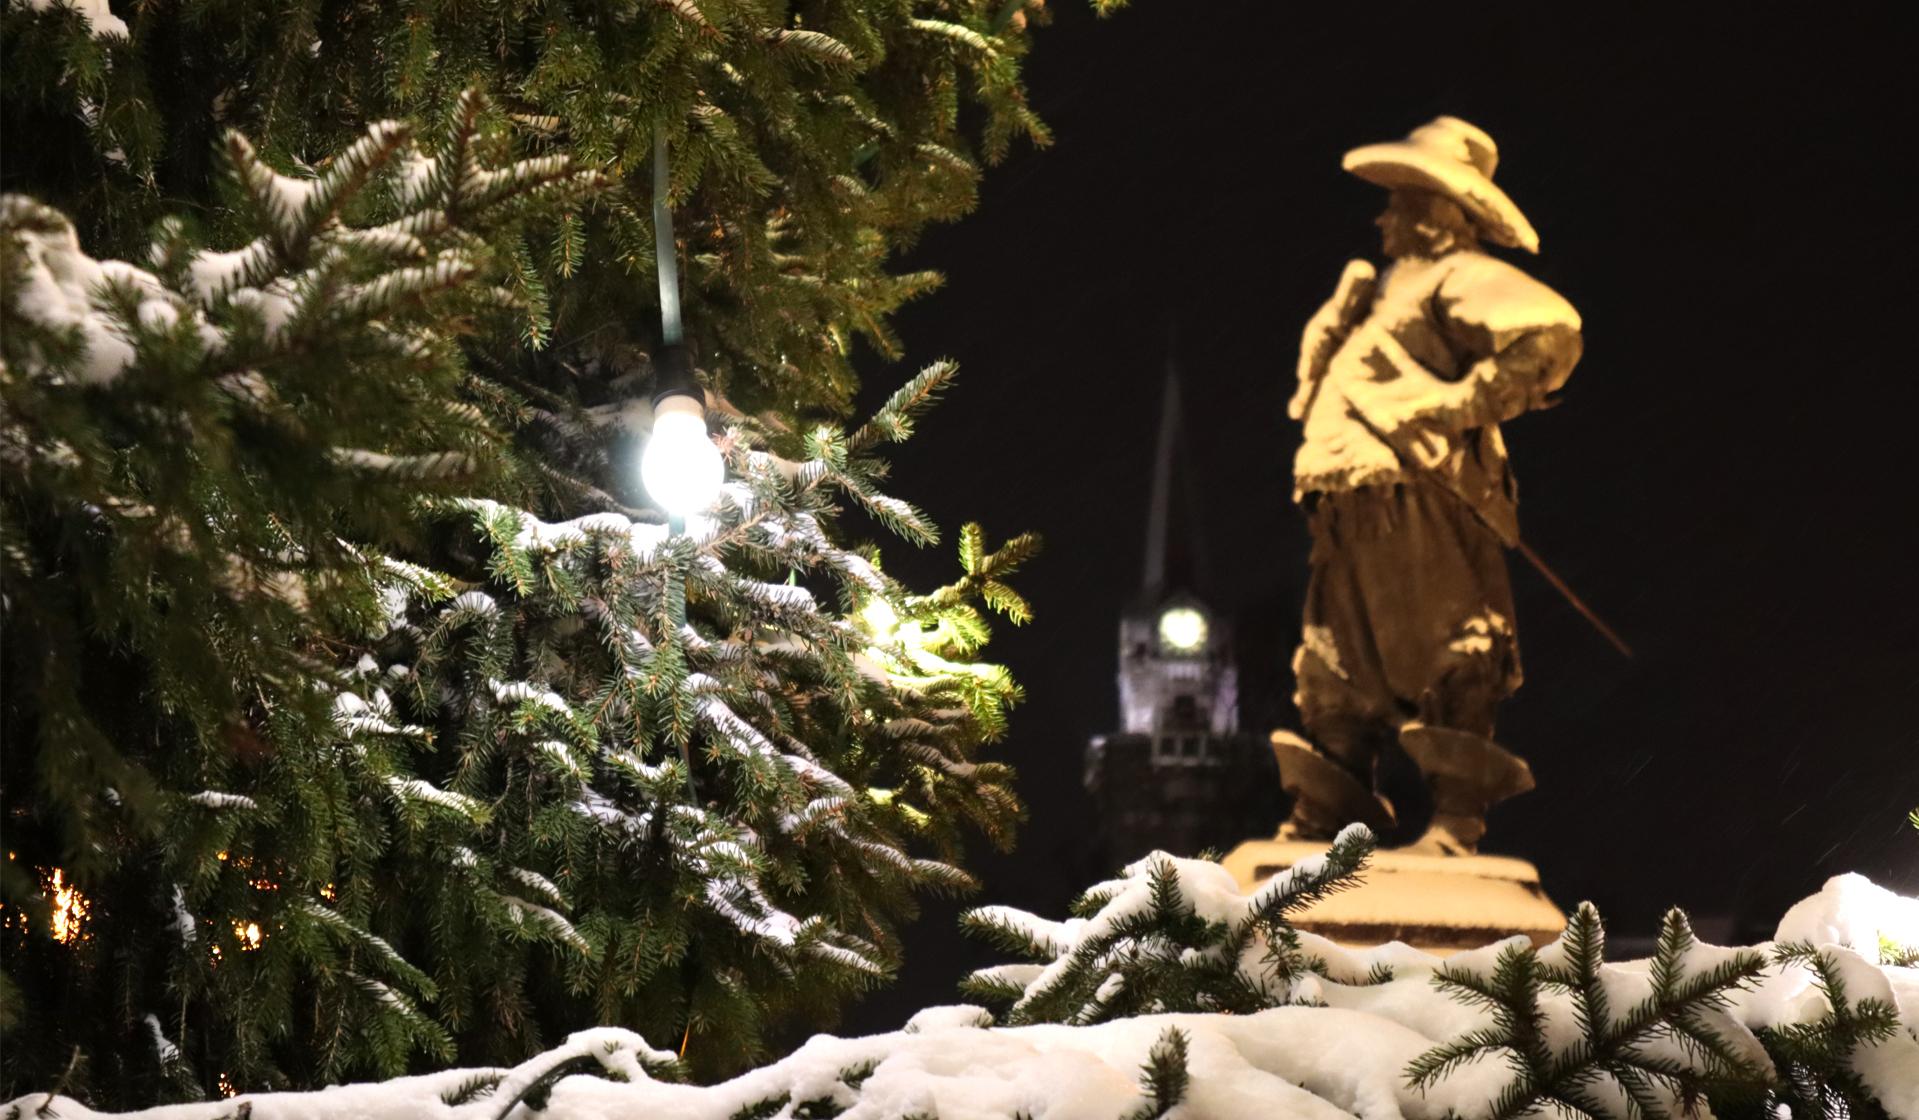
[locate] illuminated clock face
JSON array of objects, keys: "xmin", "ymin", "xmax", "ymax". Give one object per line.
[{"xmin": 1157, "ymin": 606, "xmax": 1208, "ymax": 653}]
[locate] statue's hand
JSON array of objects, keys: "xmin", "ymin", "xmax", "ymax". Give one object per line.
[
  {"xmin": 1343, "ymin": 393, "xmax": 1459, "ymax": 472},
  {"xmin": 1349, "ymin": 340, "xmax": 1477, "ymax": 465}
]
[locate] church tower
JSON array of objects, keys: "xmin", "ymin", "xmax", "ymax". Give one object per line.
[{"xmin": 1084, "ymin": 364, "xmax": 1280, "ymax": 873}]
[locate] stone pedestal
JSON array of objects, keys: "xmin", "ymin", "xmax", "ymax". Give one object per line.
[{"xmin": 1220, "ymin": 837, "xmax": 1566, "ymax": 953}]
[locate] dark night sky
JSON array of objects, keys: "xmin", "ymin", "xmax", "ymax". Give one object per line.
[{"xmin": 844, "ymin": 4, "xmax": 1918, "ymax": 1032}]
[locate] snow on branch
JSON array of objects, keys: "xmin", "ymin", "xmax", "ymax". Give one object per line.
[
  {"xmin": 20, "ymin": 0, "xmax": 128, "ymax": 38},
  {"xmin": 186, "ymin": 790, "xmax": 258, "ymax": 812},
  {"xmin": 490, "ymin": 679, "xmax": 575, "ymax": 719},
  {"xmin": 1, "ymin": 196, "xmax": 211, "ymax": 385},
  {"xmin": 5, "ymin": 93, "xmax": 594, "ymax": 403},
  {"xmin": 500, "ymin": 895, "xmax": 591, "ymax": 954},
  {"xmin": 386, "ymin": 777, "xmax": 484, "ymax": 820}
]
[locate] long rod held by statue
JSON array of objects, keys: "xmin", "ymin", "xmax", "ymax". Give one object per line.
[
  {"xmin": 1343, "ymin": 403, "xmax": 1635, "ymax": 660},
  {"xmin": 1510, "ymin": 538, "xmax": 1635, "ymax": 660}
]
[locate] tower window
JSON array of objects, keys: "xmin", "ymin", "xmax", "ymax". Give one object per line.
[{"xmin": 1158, "ymin": 606, "xmax": 1208, "ymax": 653}]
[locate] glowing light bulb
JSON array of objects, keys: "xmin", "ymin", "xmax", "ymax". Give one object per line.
[
  {"xmin": 860, "ymin": 598, "xmax": 901, "ymax": 638},
  {"xmin": 641, "ymin": 395, "xmax": 723, "ymax": 517}
]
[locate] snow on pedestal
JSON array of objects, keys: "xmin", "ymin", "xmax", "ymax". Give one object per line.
[{"xmin": 1220, "ymin": 838, "xmax": 1566, "ymax": 953}]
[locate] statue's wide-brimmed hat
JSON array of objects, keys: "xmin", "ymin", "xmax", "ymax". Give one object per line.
[{"xmin": 1343, "ymin": 116, "xmax": 1540, "ymax": 254}]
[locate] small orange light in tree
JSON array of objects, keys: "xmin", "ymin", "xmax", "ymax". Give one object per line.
[{"xmin": 48, "ymin": 868, "xmax": 89, "ymax": 945}]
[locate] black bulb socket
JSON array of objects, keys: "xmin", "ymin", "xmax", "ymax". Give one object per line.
[{"xmin": 651, "ymin": 343, "xmax": 701, "ymax": 409}]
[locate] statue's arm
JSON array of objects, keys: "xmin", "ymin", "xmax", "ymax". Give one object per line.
[
  {"xmin": 1421, "ymin": 261, "xmax": 1584, "ymax": 429},
  {"xmin": 1442, "ymin": 322, "xmax": 1583, "ymax": 428}
]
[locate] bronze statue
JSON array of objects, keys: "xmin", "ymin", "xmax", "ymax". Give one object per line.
[{"xmin": 1276, "ymin": 116, "xmax": 1583, "ymax": 855}]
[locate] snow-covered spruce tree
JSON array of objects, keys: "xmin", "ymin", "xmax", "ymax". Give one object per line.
[
  {"xmin": 3, "ymin": 0, "xmax": 1088, "ymax": 1103},
  {"xmin": 4, "ymin": 151, "xmax": 1037, "ymax": 1103},
  {"xmin": 0, "ymin": 99, "xmax": 599, "ymax": 1102},
  {"xmin": 4, "ymin": 0, "xmax": 1125, "ymax": 419},
  {"xmin": 338, "ymin": 361, "xmax": 1038, "ymax": 1081},
  {"xmin": 1, "ymin": 92, "xmax": 598, "ymax": 1096}
]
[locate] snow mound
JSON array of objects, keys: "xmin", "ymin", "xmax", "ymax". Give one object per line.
[
  {"xmin": 1776, "ymin": 871, "xmax": 1919, "ymax": 961},
  {"xmin": 10, "ymin": 1013, "xmax": 1500, "ymax": 1120},
  {"xmin": 14, "ymin": 875, "xmax": 1919, "ymax": 1118}
]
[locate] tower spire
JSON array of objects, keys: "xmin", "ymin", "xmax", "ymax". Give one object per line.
[
  {"xmin": 1141, "ymin": 336, "xmax": 1206, "ymax": 598},
  {"xmin": 1089, "ymin": 336, "xmax": 1270, "ymax": 874}
]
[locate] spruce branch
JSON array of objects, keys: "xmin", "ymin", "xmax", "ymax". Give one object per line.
[
  {"xmin": 1755, "ymin": 942, "xmax": 1902, "ymax": 1119},
  {"xmin": 1247, "ymin": 822, "xmax": 1373, "ymax": 928},
  {"xmin": 847, "ymin": 360, "xmax": 956, "ymax": 452},
  {"xmin": 963, "ymin": 827, "xmax": 1374, "ymax": 1025},
  {"xmin": 1126, "ymin": 1027, "xmax": 1191, "ymax": 1120}
]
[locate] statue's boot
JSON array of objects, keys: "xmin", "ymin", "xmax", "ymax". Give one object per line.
[
  {"xmin": 1270, "ymin": 730, "xmax": 1395, "ymax": 841},
  {"xmin": 1397, "ymin": 722, "xmax": 1534, "ymax": 856}
]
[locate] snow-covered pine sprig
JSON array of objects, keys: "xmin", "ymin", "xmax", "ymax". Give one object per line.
[
  {"xmin": 960, "ymin": 824, "xmax": 1376, "ymax": 1024},
  {"xmin": 1126, "ymin": 1026, "xmax": 1192, "ymax": 1120},
  {"xmin": 1752, "ymin": 941, "xmax": 1904, "ymax": 1119},
  {"xmin": 1407, "ymin": 905, "xmax": 1772, "ymax": 1119}
]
